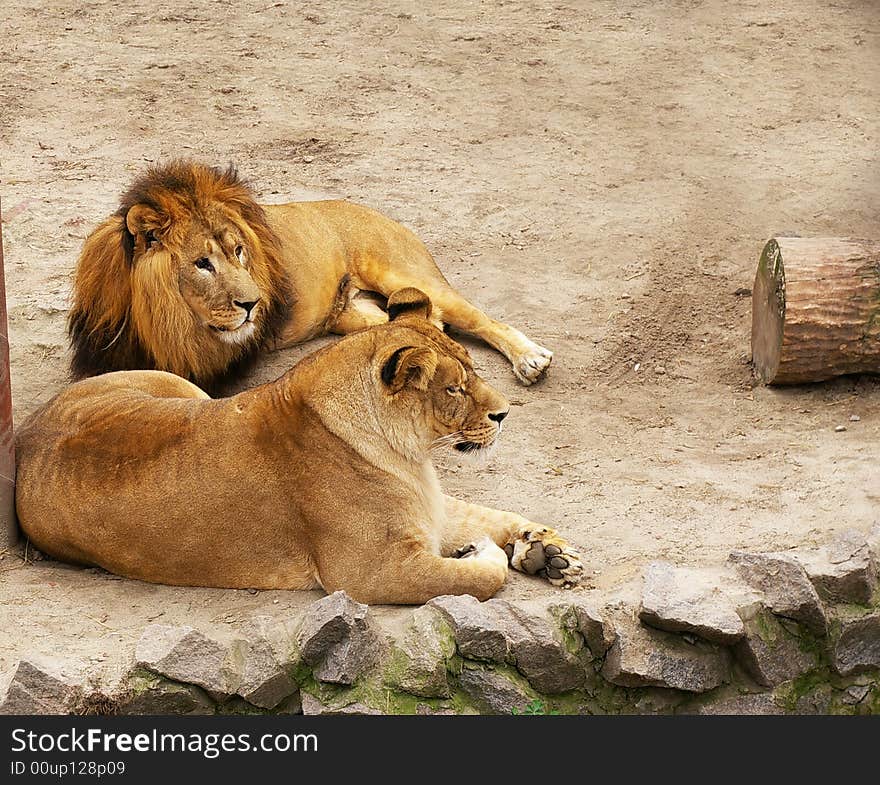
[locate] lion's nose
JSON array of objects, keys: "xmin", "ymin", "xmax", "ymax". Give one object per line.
[
  {"xmin": 234, "ymin": 299, "xmax": 259, "ymax": 318},
  {"xmin": 488, "ymin": 409, "xmax": 508, "ymax": 423}
]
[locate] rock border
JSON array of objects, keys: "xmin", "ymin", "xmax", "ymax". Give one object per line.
[{"xmin": 2, "ymin": 525, "xmax": 878, "ymax": 715}]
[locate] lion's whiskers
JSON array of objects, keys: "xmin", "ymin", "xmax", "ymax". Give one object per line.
[{"xmin": 430, "ymin": 431, "xmax": 464, "ymax": 451}]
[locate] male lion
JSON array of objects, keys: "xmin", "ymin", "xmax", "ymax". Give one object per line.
[
  {"xmin": 68, "ymin": 160, "xmax": 553, "ymax": 393},
  {"xmin": 19, "ymin": 289, "xmax": 581, "ymax": 604}
]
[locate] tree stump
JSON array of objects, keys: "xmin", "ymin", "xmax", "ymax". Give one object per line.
[{"xmin": 751, "ymin": 237, "xmax": 880, "ymax": 385}]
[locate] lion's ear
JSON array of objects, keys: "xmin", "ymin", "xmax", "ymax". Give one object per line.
[
  {"xmin": 125, "ymin": 203, "xmax": 164, "ymax": 247},
  {"xmin": 387, "ymin": 288, "xmax": 432, "ymax": 322},
  {"xmin": 380, "ymin": 345, "xmax": 439, "ymax": 392}
]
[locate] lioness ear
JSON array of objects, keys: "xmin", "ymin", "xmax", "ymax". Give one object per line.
[
  {"xmin": 381, "ymin": 345, "xmax": 439, "ymax": 392},
  {"xmin": 387, "ymin": 288, "xmax": 432, "ymax": 322},
  {"xmin": 125, "ymin": 204, "xmax": 164, "ymax": 247}
]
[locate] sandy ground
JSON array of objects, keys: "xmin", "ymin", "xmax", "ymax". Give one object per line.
[{"xmin": 1, "ymin": 0, "xmax": 879, "ymax": 673}]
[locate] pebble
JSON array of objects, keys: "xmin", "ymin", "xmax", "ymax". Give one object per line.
[
  {"xmin": 655, "ymin": 366, "xmax": 666, "ymax": 375},
  {"xmin": 834, "ymin": 425, "xmax": 847, "ymax": 432},
  {"xmin": 849, "ymin": 414, "xmax": 860, "ymax": 422}
]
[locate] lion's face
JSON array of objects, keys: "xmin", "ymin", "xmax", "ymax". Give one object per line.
[
  {"xmin": 68, "ymin": 162, "xmax": 291, "ymax": 390},
  {"xmin": 376, "ymin": 289, "xmax": 510, "ymax": 460},
  {"xmin": 169, "ymin": 219, "xmax": 264, "ymax": 345}
]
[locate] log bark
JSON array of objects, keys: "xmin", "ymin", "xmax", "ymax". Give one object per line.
[
  {"xmin": 0, "ymin": 198, "xmax": 16, "ymax": 550},
  {"xmin": 751, "ymin": 237, "xmax": 880, "ymax": 385}
]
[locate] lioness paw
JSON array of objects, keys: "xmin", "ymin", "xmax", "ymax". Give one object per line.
[
  {"xmin": 504, "ymin": 528, "xmax": 583, "ymax": 588},
  {"xmin": 454, "ymin": 536, "xmax": 508, "ymax": 570},
  {"xmin": 513, "ymin": 342, "xmax": 553, "ymax": 385}
]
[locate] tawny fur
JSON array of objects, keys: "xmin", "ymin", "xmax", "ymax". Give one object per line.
[
  {"xmin": 22, "ymin": 291, "xmax": 577, "ymax": 604},
  {"xmin": 68, "ymin": 160, "xmax": 553, "ymax": 392}
]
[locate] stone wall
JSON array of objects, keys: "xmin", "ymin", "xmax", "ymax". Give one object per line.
[{"xmin": 2, "ymin": 526, "xmax": 878, "ymax": 715}]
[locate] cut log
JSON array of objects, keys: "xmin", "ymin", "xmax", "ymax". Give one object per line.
[
  {"xmin": 751, "ymin": 237, "xmax": 880, "ymax": 385},
  {"xmin": 0, "ymin": 198, "xmax": 16, "ymax": 550}
]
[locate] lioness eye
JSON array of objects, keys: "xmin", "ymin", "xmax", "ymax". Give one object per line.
[{"xmin": 195, "ymin": 258, "xmax": 215, "ymax": 273}]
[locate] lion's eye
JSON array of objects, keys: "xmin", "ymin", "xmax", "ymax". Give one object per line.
[
  {"xmin": 195, "ymin": 258, "xmax": 215, "ymax": 273},
  {"xmin": 446, "ymin": 386, "xmax": 462, "ymax": 396},
  {"xmin": 234, "ymin": 245, "xmax": 245, "ymax": 262}
]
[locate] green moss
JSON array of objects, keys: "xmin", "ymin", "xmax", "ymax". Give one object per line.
[
  {"xmin": 549, "ymin": 605, "xmax": 588, "ymax": 658},
  {"xmin": 831, "ymin": 602, "xmax": 876, "ymax": 619},
  {"xmin": 123, "ymin": 668, "xmax": 164, "ymax": 695},
  {"xmin": 382, "ymin": 612, "xmax": 457, "ymax": 698},
  {"xmin": 776, "ymin": 668, "xmax": 831, "ymax": 713},
  {"xmin": 216, "ymin": 697, "xmax": 265, "ymax": 715},
  {"xmin": 774, "ymin": 667, "xmax": 880, "ymax": 715},
  {"xmin": 446, "ymin": 652, "xmax": 464, "ymax": 677},
  {"xmin": 382, "ymin": 648, "xmax": 411, "ymax": 689},
  {"xmin": 289, "ymin": 660, "xmax": 314, "ymax": 685},
  {"xmin": 752, "ymin": 610, "xmax": 780, "ymax": 645}
]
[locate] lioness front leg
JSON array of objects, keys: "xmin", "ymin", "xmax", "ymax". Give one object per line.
[
  {"xmin": 442, "ymin": 496, "xmax": 583, "ymax": 588},
  {"xmin": 313, "ymin": 540, "xmax": 509, "ymax": 605}
]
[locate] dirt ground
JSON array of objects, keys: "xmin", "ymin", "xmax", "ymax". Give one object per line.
[{"xmin": 1, "ymin": 0, "xmax": 878, "ymax": 673}]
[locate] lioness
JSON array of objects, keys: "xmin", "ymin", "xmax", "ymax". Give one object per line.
[
  {"xmin": 68, "ymin": 160, "xmax": 553, "ymax": 393},
  {"xmin": 19, "ymin": 289, "xmax": 581, "ymax": 604}
]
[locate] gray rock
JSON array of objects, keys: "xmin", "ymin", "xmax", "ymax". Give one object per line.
[
  {"xmin": 693, "ymin": 693, "xmax": 784, "ymax": 715},
  {"xmin": 792, "ymin": 530, "xmax": 878, "ymax": 605},
  {"xmin": 428, "ymin": 595, "xmax": 583, "ymax": 693},
  {"xmin": 600, "ymin": 614, "xmax": 730, "ymax": 693},
  {"xmin": 734, "ymin": 607, "xmax": 818, "ymax": 688},
  {"xmin": 241, "ymin": 615, "xmax": 299, "ymax": 669},
  {"xmin": 638, "ymin": 562, "xmax": 746, "ymax": 645},
  {"xmin": 867, "ymin": 523, "xmax": 880, "ymax": 564},
  {"xmin": 841, "ymin": 684, "xmax": 871, "ymax": 705},
  {"xmin": 728, "ymin": 551, "xmax": 827, "ymax": 634},
  {"xmin": 0, "ymin": 656, "xmax": 86, "ymax": 715},
  {"xmin": 487, "ymin": 600, "xmax": 584, "ymax": 693},
  {"xmin": 300, "ymin": 693, "xmax": 382, "ymax": 715},
  {"xmin": 385, "ymin": 606, "xmax": 455, "ymax": 698},
  {"xmin": 791, "ymin": 684, "xmax": 835, "ymax": 715},
  {"xmin": 274, "ymin": 692, "xmax": 304, "ymax": 714},
  {"xmin": 116, "ymin": 672, "xmax": 215, "ymax": 715},
  {"xmin": 296, "ymin": 591, "xmax": 381, "ymax": 685},
  {"xmin": 428, "ymin": 595, "xmax": 509, "ymax": 661},
  {"xmin": 831, "ymin": 611, "xmax": 880, "ymax": 676},
  {"xmin": 458, "ymin": 667, "xmax": 533, "ymax": 715},
  {"xmin": 135, "ymin": 625, "xmax": 240, "ymax": 700},
  {"xmin": 235, "ymin": 633, "xmax": 298, "ymax": 710},
  {"xmin": 552, "ymin": 599, "xmax": 616, "ymax": 657},
  {"xmin": 631, "ymin": 688, "xmax": 689, "ymax": 715}
]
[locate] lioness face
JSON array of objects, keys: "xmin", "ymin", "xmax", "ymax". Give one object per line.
[
  {"xmin": 380, "ymin": 325, "xmax": 510, "ymax": 458},
  {"xmin": 427, "ymin": 351, "xmax": 511, "ymax": 455},
  {"xmin": 171, "ymin": 221, "xmax": 264, "ymax": 344}
]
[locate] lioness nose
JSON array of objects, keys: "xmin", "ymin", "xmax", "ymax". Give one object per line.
[
  {"xmin": 488, "ymin": 409, "xmax": 509, "ymax": 423},
  {"xmin": 234, "ymin": 299, "xmax": 259, "ymax": 317}
]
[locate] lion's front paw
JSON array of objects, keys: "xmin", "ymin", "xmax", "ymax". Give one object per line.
[
  {"xmin": 512, "ymin": 342, "xmax": 553, "ymax": 385},
  {"xmin": 504, "ymin": 527, "xmax": 583, "ymax": 588}
]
